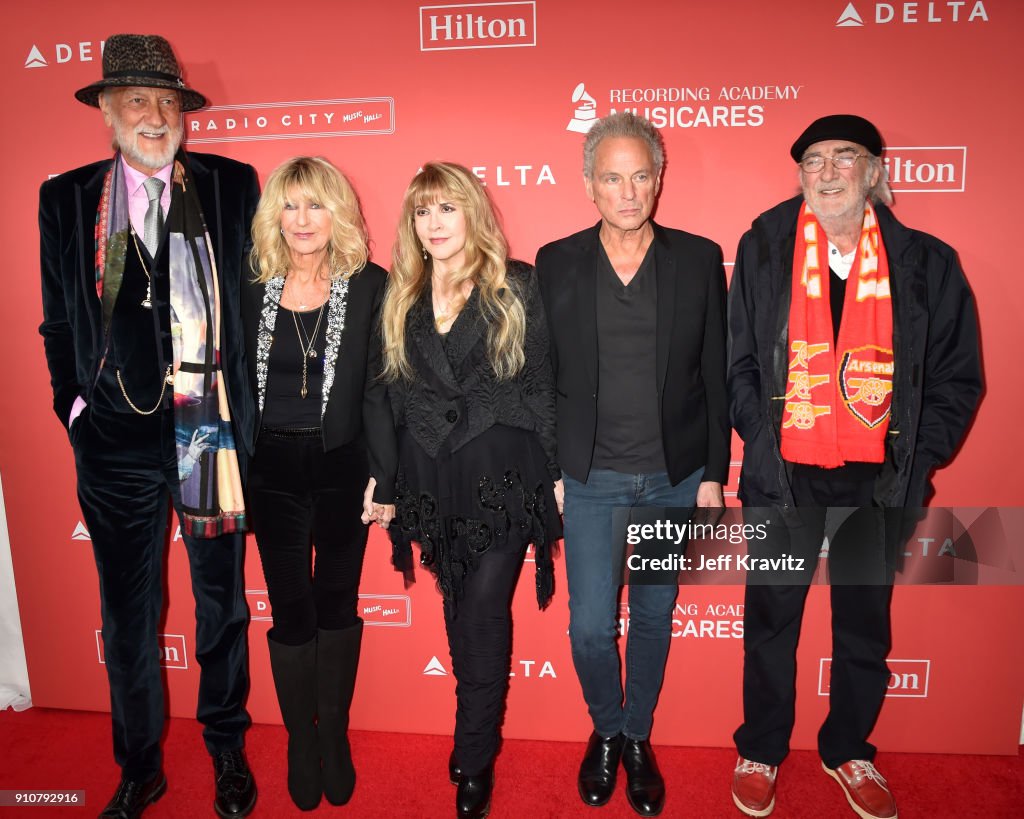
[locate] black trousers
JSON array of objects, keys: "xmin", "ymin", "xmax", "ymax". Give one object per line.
[
  {"xmin": 443, "ymin": 545, "xmax": 525, "ymax": 777},
  {"xmin": 734, "ymin": 469, "xmax": 893, "ymax": 769},
  {"xmin": 72, "ymin": 403, "xmax": 251, "ymax": 780},
  {"xmin": 246, "ymin": 431, "xmax": 369, "ymax": 646}
]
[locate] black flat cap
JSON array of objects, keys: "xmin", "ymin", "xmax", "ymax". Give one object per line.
[{"xmin": 790, "ymin": 114, "xmax": 884, "ymax": 161}]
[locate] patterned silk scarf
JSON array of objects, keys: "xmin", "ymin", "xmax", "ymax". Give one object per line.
[
  {"xmin": 95, "ymin": 151, "xmax": 247, "ymax": 536},
  {"xmin": 780, "ymin": 201, "xmax": 894, "ymax": 468}
]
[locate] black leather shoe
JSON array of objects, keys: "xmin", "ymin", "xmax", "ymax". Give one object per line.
[
  {"xmin": 449, "ymin": 749, "xmax": 462, "ymax": 785},
  {"xmin": 578, "ymin": 731, "xmax": 625, "ymax": 807},
  {"xmin": 213, "ymin": 749, "xmax": 257, "ymax": 818},
  {"xmin": 456, "ymin": 764, "xmax": 493, "ymax": 818},
  {"xmin": 100, "ymin": 771, "xmax": 167, "ymax": 818},
  {"xmin": 621, "ymin": 738, "xmax": 665, "ymax": 816}
]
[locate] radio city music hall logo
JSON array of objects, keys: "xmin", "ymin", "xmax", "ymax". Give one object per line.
[
  {"xmin": 246, "ymin": 590, "xmax": 272, "ymax": 623},
  {"xmin": 420, "ymin": 2, "xmax": 537, "ymax": 51},
  {"xmin": 359, "ymin": 594, "xmax": 412, "ymax": 627},
  {"xmin": 96, "ymin": 631, "xmax": 189, "ymax": 670},
  {"xmin": 819, "ymin": 658, "xmax": 931, "ymax": 697},
  {"xmin": 836, "ymin": 1, "xmax": 989, "ymax": 26},
  {"xmin": 884, "ymin": 147, "xmax": 967, "ymax": 193},
  {"xmin": 187, "ymin": 98, "xmax": 394, "ymax": 144}
]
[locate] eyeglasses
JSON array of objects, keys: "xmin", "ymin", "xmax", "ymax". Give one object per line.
[{"xmin": 798, "ymin": 153, "xmax": 868, "ymax": 173}]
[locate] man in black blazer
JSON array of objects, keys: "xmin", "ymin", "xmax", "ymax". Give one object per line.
[
  {"xmin": 536, "ymin": 112, "xmax": 729, "ymax": 817},
  {"xmin": 38, "ymin": 34, "xmax": 257, "ymax": 819}
]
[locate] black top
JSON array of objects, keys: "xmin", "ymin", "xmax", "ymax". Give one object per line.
[
  {"xmin": 592, "ymin": 243, "xmax": 665, "ymax": 473},
  {"xmin": 263, "ymin": 306, "xmax": 328, "ymax": 429}
]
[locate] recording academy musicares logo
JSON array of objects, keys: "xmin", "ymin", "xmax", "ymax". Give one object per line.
[
  {"xmin": 565, "ymin": 80, "xmax": 803, "ymax": 133},
  {"xmin": 420, "ymin": 2, "xmax": 537, "ymax": 51},
  {"xmin": 884, "ymin": 147, "xmax": 967, "ymax": 193},
  {"xmin": 24, "ymin": 40, "xmax": 105, "ymax": 69},
  {"xmin": 819, "ymin": 658, "xmax": 931, "ymax": 697},
  {"xmin": 187, "ymin": 98, "xmax": 395, "ymax": 144},
  {"xmin": 836, "ymin": 1, "xmax": 989, "ymax": 26},
  {"xmin": 96, "ymin": 631, "xmax": 189, "ymax": 670}
]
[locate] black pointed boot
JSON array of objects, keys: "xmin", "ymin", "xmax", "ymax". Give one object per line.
[
  {"xmin": 317, "ymin": 622, "xmax": 362, "ymax": 805},
  {"xmin": 267, "ymin": 634, "xmax": 321, "ymax": 811}
]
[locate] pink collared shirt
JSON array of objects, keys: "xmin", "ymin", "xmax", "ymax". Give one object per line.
[{"xmin": 121, "ymin": 156, "xmax": 173, "ymax": 238}]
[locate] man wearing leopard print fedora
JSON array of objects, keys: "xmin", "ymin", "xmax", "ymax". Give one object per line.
[{"xmin": 39, "ymin": 33, "xmax": 259, "ymax": 819}]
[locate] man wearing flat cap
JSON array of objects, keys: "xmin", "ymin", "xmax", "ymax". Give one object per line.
[
  {"xmin": 38, "ymin": 34, "xmax": 258, "ymax": 818},
  {"xmin": 726, "ymin": 115, "xmax": 981, "ymax": 818}
]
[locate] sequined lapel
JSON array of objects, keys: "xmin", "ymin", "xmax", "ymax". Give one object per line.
[
  {"xmin": 255, "ymin": 276, "xmax": 284, "ymax": 414},
  {"xmin": 320, "ymin": 276, "xmax": 350, "ymax": 419}
]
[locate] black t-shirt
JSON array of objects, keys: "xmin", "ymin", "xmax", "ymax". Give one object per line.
[
  {"xmin": 592, "ymin": 242, "xmax": 666, "ymax": 474},
  {"xmin": 262, "ymin": 306, "xmax": 328, "ymax": 429}
]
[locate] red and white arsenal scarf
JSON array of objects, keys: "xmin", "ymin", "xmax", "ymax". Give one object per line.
[{"xmin": 780, "ymin": 202, "xmax": 894, "ymax": 468}]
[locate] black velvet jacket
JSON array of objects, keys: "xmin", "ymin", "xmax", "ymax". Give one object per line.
[
  {"xmin": 38, "ymin": 152, "xmax": 258, "ymax": 465},
  {"xmin": 241, "ymin": 262, "xmax": 397, "ymax": 503},
  {"xmin": 387, "ymin": 261, "xmax": 558, "ymax": 478}
]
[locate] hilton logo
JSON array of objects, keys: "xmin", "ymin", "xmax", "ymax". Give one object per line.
[
  {"xmin": 96, "ymin": 631, "xmax": 189, "ymax": 670},
  {"xmin": 884, "ymin": 147, "xmax": 967, "ymax": 193},
  {"xmin": 819, "ymin": 658, "xmax": 930, "ymax": 697},
  {"xmin": 420, "ymin": 2, "xmax": 537, "ymax": 51}
]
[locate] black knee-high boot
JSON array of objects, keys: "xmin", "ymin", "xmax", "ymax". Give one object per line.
[
  {"xmin": 317, "ymin": 622, "xmax": 362, "ymax": 805},
  {"xmin": 267, "ymin": 634, "xmax": 322, "ymax": 810}
]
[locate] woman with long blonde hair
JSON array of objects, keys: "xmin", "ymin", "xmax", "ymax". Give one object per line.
[
  {"xmin": 242, "ymin": 156, "xmax": 396, "ymax": 811},
  {"xmin": 382, "ymin": 162, "xmax": 561, "ymax": 818}
]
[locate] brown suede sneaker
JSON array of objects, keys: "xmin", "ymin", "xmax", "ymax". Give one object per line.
[
  {"xmin": 731, "ymin": 757, "xmax": 777, "ymax": 817},
  {"xmin": 823, "ymin": 760, "xmax": 897, "ymax": 819}
]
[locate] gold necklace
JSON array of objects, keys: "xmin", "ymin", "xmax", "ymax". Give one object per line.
[
  {"xmin": 129, "ymin": 228, "xmax": 153, "ymax": 309},
  {"xmin": 291, "ymin": 304, "xmax": 326, "ymax": 399}
]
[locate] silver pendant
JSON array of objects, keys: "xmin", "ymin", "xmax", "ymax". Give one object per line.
[
  {"xmin": 300, "ymin": 386, "xmax": 308, "ymax": 399},
  {"xmin": 308, "ymin": 349, "xmax": 317, "ymax": 359},
  {"xmin": 142, "ymin": 283, "xmax": 153, "ymax": 309}
]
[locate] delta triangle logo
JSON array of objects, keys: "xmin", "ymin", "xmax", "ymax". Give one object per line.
[
  {"xmin": 836, "ymin": 2, "xmax": 864, "ymax": 26},
  {"xmin": 71, "ymin": 521, "xmax": 91, "ymax": 540},
  {"xmin": 24, "ymin": 45, "xmax": 47, "ymax": 68},
  {"xmin": 423, "ymin": 655, "xmax": 449, "ymax": 676}
]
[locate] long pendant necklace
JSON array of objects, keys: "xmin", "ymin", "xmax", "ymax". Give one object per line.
[
  {"xmin": 129, "ymin": 228, "xmax": 154, "ymax": 309},
  {"xmin": 292, "ymin": 303, "xmax": 326, "ymax": 399}
]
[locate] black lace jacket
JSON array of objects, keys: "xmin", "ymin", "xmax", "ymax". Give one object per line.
[{"xmin": 387, "ymin": 260, "xmax": 559, "ymax": 478}]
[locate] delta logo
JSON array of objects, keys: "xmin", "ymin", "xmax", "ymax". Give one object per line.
[
  {"xmin": 420, "ymin": 2, "xmax": 537, "ymax": 51},
  {"xmin": 819, "ymin": 658, "xmax": 930, "ymax": 697},
  {"xmin": 423, "ymin": 655, "xmax": 449, "ymax": 676},
  {"xmin": 96, "ymin": 631, "xmax": 189, "ymax": 670},
  {"xmin": 359, "ymin": 594, "xmax": 412, "ymax": 627},
  {"xmin": 187, "ymin": 98, "xmax": 395, "ymax": 144},
  {"xmin": 24, "ymin": 40, "xmax": 105, "ymax": 69},
  {"xmin": 884, "ymin": 146, "xmax": 967, "ymax": 193},
  {"xmin": 71, "ymin": 521, "xmax": 91, "ymax": 541},
  {"xmin": 836, "ymin": 1, "xmax": 988, "ymax": 26}
]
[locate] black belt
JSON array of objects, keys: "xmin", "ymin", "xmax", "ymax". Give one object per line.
[{"xmin": 262, "ymin": 426, "xmax": 321, "ymax": 439}]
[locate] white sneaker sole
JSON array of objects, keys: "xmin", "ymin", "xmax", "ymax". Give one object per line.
[{"xmin": 731, "ymin": 788, "xmax": 775, "ymax": 817}]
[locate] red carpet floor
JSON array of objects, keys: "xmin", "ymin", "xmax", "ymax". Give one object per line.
[{"xmin": 0, "ymin": 707, "xmax": 1021, "ymax": 817}]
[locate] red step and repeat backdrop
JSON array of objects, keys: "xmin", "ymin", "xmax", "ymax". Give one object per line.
[{"xmin": 2, "ymin": 1, "xmax": 1023, "ymax": 754}]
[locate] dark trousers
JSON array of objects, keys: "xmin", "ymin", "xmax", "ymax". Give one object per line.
[
  {"xmin": 734, "ymin": 469, "xmax": 893, "ymax": 769},
  {"xmin": 444, "ymin": 545, "xmax": 525, "ymax": 777},
  {"xmin": 247, "ymin": 431, "xmax": 369, "ymax": 646},
  {"xmin": 72, "ymin": 403, "xmax": 251, "ymax": 780}
]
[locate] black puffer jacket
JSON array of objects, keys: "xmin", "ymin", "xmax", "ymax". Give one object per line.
[{"xmin": 727, "ymin": 195, "xmax": 982, "ymax": 511}]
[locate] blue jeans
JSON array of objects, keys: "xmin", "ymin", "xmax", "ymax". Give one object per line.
[{"xmin": 562, "ymin": 466, "xmax": 703, "ymax": 740}]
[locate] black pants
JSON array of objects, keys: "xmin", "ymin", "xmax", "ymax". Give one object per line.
[
  {"xmin": 734, "ymin": 469, "xmax": 893, "ymax": 768},
  {"xmin": 73, "ymin": 403, "xmax": 250, "ymax": 780},
  {"xmin": 443, "ymin": 545, "xmax": 525, "ymax": 777},
  {"xmin": 247, "ymin": 431, "xmax": 369, "ymax": 646}
]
